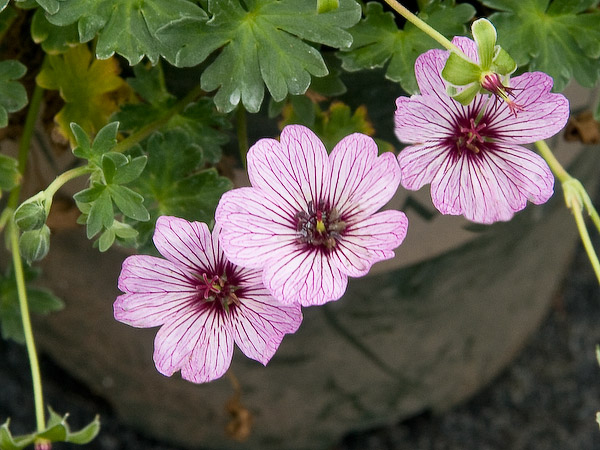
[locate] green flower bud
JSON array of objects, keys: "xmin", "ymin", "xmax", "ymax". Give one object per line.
[
  {"xmin": 19, "ymin": 225, "xmax": 51, "ymax": 263},
  {"xmin": 14, "ymin": 192, "xmax": 48, "ymax": 231}
]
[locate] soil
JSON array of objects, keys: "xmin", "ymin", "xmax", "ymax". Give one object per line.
[{"xmin": 1, "ymin": 235, "xmax": 600, "ymax": 450}]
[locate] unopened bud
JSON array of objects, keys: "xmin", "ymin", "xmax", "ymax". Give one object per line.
[
  {"xmin": 14, "ymin": 193, "xmax": 48, "ymax": 231},
  {"xmin": 19, "ymin": 225, "xmax": 50, "ymax": 263}
]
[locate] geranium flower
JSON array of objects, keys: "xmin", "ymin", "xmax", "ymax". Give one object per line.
[
  {"xmin": 215, "ymin": 125, "xmax": 408, "ymax": 306},
  {"xmin": 114, "ymin": 216, "xmax": 302, "ymax": 384},
  {"xmin": 395, "ymin": 36, "xmax": 570, "ymax": 224}
]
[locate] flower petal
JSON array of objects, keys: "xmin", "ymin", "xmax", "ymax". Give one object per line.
[
  {"xmin": 328, "ymin": 133, "xmax": 401, "ymax": 220},
  {"xmin": 333, "ymin": 210, "xmax": 409, "ymax": 277},
  {"xmin": 430, "ymin": 145, "xmax": 553, "ymax": 224},
  {"xmin": 216, "ymin": 187, "xmax": 298, "ymax": 269},
  {"xmin": 262, "ymin": 246, "xmax": 347, "ymax": 306},
  {"xmin": 152, "ymin": 216, "xmax": 216, "ymax": 276},
  {"xmin": 248, "ymin": 125, "xmax": 330, "ymax": 210},
  {"xmin": 115, "ymin": 255, "xmax": 197, "ymax": 327},
  {"xmin": 230, "ymin": 278, "xmax": 302, "ymax": 364},
  {"xmin": 395, "ymin": 95, "xmax": 458, "ymax": 144},
  {"xmin": 154, "ymin": 304, "xmax": 233, "ymax": 383},
  {"xmin": 397, "ymin": 143, "xmax": 453, "ymax": 191},
  {"xmin": 486, "ymin": 72, "xmax": 570, "ymax": 143}
]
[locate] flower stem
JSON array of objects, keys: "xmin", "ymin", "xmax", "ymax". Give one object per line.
[
  {"xmin": 8, "ymin": 219, "xmax": 46, "ymax": 432},
  {"xmin": 112, "ymin": 84, "xmax": 204, "ymax": 154},
  {"xmin": 382, "ymin": 0, "xmax": 469, "ymax": 59},
  {"xmin": 2, "ymin": 72, "xmax": 47, "ymax": 433},
  {"xmin": 535, "ymin": 139, "xmax": 600, "ymax": 284}
]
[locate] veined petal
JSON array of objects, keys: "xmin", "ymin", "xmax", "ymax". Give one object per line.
[
  {"xmin": 397, "ymin": 143, "xmax": 453, "ymax": 191},
  {"xmin": 230, "ymin": 288, "xmax": 302, "ymax": 365},
  {"xmin": 248, "ymin": 125, "xmax": 330, "ymax": 210},
  {"xmin": 118, "ymin": 254, "xmax": 195, "ymax": 294},
  {"xmin": 430, "ymin": 145, "xmax": 553, "ymax": 224},
  {"xmin": 216, "ymin": 187, "xmax": 299, "ymax": 268},
  {"xmin": 153, "ymin": 303, "xmax": 231, "ymax": 381},
  {"xmin": 153, "ymin": 216, "xmax": 216, "ymax": 276},
  {"xmin": 333, "ymin": 210, "xmax": 408, "ymax": 277},
  {"xmin": 181, "ymin": 309, "xmax": 234, "ymax": 384},
  {"xmin": 262, "ymin": 246, "xmax": 347, "ymax": 307},
  {"xmin": 486, "ymin": 72, "xmax": 570, "ymax": 143},
  {"xmin": 395, "ymin": 95, "xmax": 457, "ymax": 144},
  {"xmin": 328, "ymin": 134, "xmax": 401, "ymax": 220}
]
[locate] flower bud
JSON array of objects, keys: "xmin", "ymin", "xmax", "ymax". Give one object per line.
[
  {"xmin": 19, "ymin": 225, "xmax": 50, "ymax": 263},
  {"xmin": 14, "ymin": 193, "xmax": 48, "ymax": 231}
]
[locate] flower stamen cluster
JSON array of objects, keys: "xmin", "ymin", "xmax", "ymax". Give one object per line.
[
  {"xmin": 295, "ymin": 201, "xmax": 346, "ymax": 250},
  {"xmin": 199, "ymin": 272, "xmax": 240, "ymax": 310}
]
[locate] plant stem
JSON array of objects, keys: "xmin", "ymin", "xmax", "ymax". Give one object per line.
[
  {"xmin": 44, "ymin": 165, "xmax": 93, "ymax": 200},
  {"xmin": 236, "ymin": 105, "xmax": 248, "ymax": 169},
  {"xmin": 383, "ymin": 0, "xmax": 469, "ymax": 59},
  {"xmin": 2, "ymin": 73, "xmax": 47, "ymax": 433},
  {"xmin": 536, "ymin": 139, "xmax": 600, "ymax": 284},
  {"xmin": 534, "ymin": 140, "xmax": 570, "ymax": 183},
  {"xmin": 8, "ymin": 220, "xmax": 46, "ymax": 432},
  {"xmin": 7, "ymin": 82, "xmax": 44, "ymax": 210},
  {"xmin": 112, "ymin": 84, "xmax": 204, "ymax": 154}
]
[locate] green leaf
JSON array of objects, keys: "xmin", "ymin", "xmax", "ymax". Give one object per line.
[
  {"xmin": 0, "ymin": 60, "xmax": 28, "ymax": 128},
  {"xmin": 14, "ymin": 0, "xmax": 66, "ymax": 14},
  {"xmin": 0, "ymin": 408, "xmax": 99, "ymax": 450},
  {"xmin": 482, "ymin": 0, "xmax": 600, "ymax": 90},
  {"xmin": 130, "ymin": 129, "xmax": 232, "ymax": 248},
  {"xmin": 36, "ymin": 45, "xmax": 130, "ymax": 144},
  {"xmin": 45, "ymin": 0, "xmax": 206, "ymax": 65},
  {"xmin": 31, "ymin": 8, "xmax": 79, "ymax": 53},
  {"xmin": 107, "ymin": 184, "xmax": 149, "ymax": 221},
  {"xmin": 113, "ymin": 64, "xmax": 229, "ymax": 163},
  {"xmin": 317, "ymin": 0, "xmax": 339, "ymax": 13},
  {"xmin": 337, "ymin": 1, "xmax": 475, "ymax": 94},
  {"xmin": 0, "ymin": 153, "xmax": 20, "ymax": 195},
  {"xmin": 112, "ymin": 155, "xmax": 147, "ymax": 185},
  {"xmin": 157, "ymin": 0, "xmax": 362, "ymax": 112},
  {"xmin": 85, "ymin": 188, "xmax": 112, "ymax": 237}
]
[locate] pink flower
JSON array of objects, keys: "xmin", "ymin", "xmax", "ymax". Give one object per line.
[
  {"xmin": 114, "ymin": 216, "xmax": 302, "ymax": 384},
  {"xmin": 215, "ymin": 125, "xmax": 408, "ymax": 306},
  {"xmin": 395, "ymin": 37, "xmax": 570, "ymax": 224}
]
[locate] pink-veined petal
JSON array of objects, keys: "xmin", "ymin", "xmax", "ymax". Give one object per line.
[
  {"xmin": 152, "ymin": 303, "xmax": 230, "ymax": 380},
  {"xmin": 262, "ymin": 246, "xmax": 347, "ymax": 307},
  {"xmin": 395, "ymin": 95, "xmax": 458, "ymax": 144},
  {"xmin": 115, "ymin": 255, "xmax": 197, "ymax": 327},
  {"xmin": 230, "ymin": 284, "xmax": 302, "ymax": 365},
  {"xmin": 397, "ymin": 143, "xmax": 453, "ymax": 191},
  {"xmin": 248, "ymin": 125, "xmax": 330, "ymax": 209},
  {"xmin": 486, "ymin": 72, "xmax": 570, "ymax": 143},
  {"xmin": 216, "ymin": 187, "xmax": 299, "ymax": 269},
  {"xmin": 328, "ymin": 133, "xmax": 401, "ymax": 220},
  {"xmin": 180, "ymin": 308, "xmax": 234, "ymax": 383},
  {"xmin": 152, "ymin": 216, "xmax": 215, "ymax": 276},
  {"xmin": 332, "ymin": 210, "xmax": 408, "ymax": 277}
]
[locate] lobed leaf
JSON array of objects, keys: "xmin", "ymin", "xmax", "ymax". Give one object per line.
[
  {"xmin": 130, "ymin": 129, "xmax": 232, "ymax": 248},
  {"xmin": 482, "ymin": 0, "xmax": 600, "ymax": 91},
  {"xmin": 337, "ymin": 1, "xmax": 475, "ymax": 94},
  {"xmin": 0, "ymin": 60, "xmax": 28, "ymax": 128},
  {"xmin": 157, "ymin": 0, "xmax": 362, "ymax": 112},
  {"xmin": 44, "ymin": 0, "xmax": 206, "ymax": 65},
  {"xmin": 113, "ymin": 63, "xmax": 229, "ymax": 163},
  {"xmin": 36, "ymin": 45, "xmax": 130, "ymax": 144},
  {"xmin": 0, "ymin": 154, "xmax": 20, "ymax": 196}
]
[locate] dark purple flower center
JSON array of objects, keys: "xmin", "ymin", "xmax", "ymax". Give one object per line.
[
  {"xmin": 195, "ymin": 266, "xmax": 242, "ymax": 312},
  {"xmin": 295, "ymin": 200, "xmax": 346, "ymax": 250},
  {"xmin": 456, "ymin": 117, "xmax": 487, "ymax": 155}
]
